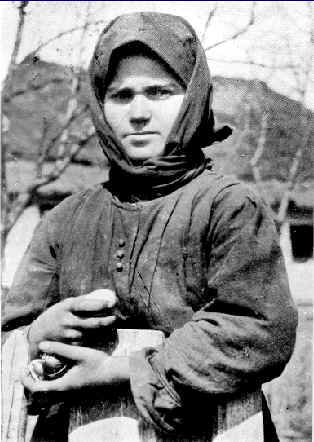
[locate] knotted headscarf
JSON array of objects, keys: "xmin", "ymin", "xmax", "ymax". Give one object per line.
[{"xmin": 89, "ymin": 12, "xmax": 231, "ymax": 201}]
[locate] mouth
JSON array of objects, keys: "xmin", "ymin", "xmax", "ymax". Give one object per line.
[{"xmin": 125, "ymin": 131, "xmax": 158, "ymax": 137}]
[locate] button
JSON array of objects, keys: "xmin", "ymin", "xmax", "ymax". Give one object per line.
[
  {"xmin": 118, "ymin": 239, "xmax": 125, "ymax": 247},
  {"xmin": 116, "ymin": 249, "xmax": 125, "ymax": 259},
  {"xmin": 116, "ymin": 262, "xmax": 123, "ymax": 272}
]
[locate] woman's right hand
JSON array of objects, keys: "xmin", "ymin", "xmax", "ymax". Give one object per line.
[{"xmin": 27, "ymin": 289, "xmax": 118, "ymax": 358}]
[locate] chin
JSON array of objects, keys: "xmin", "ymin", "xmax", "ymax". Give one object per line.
[{"xmin": 125, "ymin": 145, "xmax": 165, "ymax": 162}]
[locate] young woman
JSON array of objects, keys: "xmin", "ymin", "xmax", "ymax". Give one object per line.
[{"xmin": 3, "ymin": 12, "xmax": 297, "ymax": 441}]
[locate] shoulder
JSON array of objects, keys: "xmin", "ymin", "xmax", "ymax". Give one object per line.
[
  {"xmin": 47, "ymin": 185, "xmax": 108, "ymax": 218},
  {"xmin": 191, "ymin": 170, "xmax": 275, "ymax": 227},
  {"xmin": 41, "ymin": 185, "xmax": 111, "ymax": 235},
  {"xmin": 206, "ymin": 177, "xmax": 278, "ymax": 240},
  {"xmin": 213, "ymin": 179, "xmax": 264, "ymax": 209},
  {"xmin": 189, "ymin": 170, "xmax": 264, "ymax": 209}
]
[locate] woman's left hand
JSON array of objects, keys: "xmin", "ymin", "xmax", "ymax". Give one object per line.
[{"xmin": 22, "ymin": 341, "xmax": 130, "ymax": 403}]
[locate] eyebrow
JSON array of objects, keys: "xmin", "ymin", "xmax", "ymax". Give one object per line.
[{"xmin": 106, "ymin": 80, "xmax": 180, "ymax": 93}]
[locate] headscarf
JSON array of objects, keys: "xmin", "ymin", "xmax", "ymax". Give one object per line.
[{"xmin": 89, "ymin": 12, "xmax": 231, "ymax": 201}]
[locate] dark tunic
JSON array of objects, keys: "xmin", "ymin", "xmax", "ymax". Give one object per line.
[{"xmin": 3, "ymin": 170, "xmax": 297, "ymax": 437}]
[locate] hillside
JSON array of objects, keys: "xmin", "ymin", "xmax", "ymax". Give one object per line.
[{"xmin": 210, "ymin": 76, "xmax": 313, "ymax": 182}]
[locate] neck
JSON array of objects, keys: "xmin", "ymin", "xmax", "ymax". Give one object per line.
[{"xmin": 107, "ymin": 153, "xmax": 209, "ymax": 202}]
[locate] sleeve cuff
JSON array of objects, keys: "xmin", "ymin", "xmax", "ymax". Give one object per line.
[{"xmin": 129, "ymin": 347, "xmax": 183, "ymax": 434}]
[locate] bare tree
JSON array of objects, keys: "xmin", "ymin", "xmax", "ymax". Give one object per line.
[
  {"xmin": 1, "ymin": 1, "xmax": 30, "ymax": 258},
  {"xmin": 201, "ymin": 1, "xmax": 313, "ymax": 228},
  {"xmin": 2, "ymin": 2, "xmax": 99, "ymax": 256}
]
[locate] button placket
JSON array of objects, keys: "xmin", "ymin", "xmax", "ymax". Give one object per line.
[
  {"xmin": 116, "ymin": 238, "xmax": 126, "ymax": 272},
  {"xmin": 112, "ymin": 208, "xmax": 139, "ymax": 294}
]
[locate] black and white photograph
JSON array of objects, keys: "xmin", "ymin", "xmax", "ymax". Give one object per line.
[{"xmin": 1, "ymin": 2, "xmax": 313, "ymax": 441}]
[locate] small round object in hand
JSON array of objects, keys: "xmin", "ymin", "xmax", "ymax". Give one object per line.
[
  {"xmin": 41, "ymin": 353, "xmax": 68, "ymax": 380},
  {"xmin": 28, "ymin": 354, "xmax": 67, "ymax": 381}
]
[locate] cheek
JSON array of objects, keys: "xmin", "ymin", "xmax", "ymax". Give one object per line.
[
  {"xmin": 103, "ymin": 102, "xmax": 125, "ymax": 135},
  {"xmin": 158, "ymin": 95, "xmax": 184, "ymax": 135}
]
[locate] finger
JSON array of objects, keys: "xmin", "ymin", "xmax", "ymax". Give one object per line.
[
  {"xmin": 39, "ymin": 341, "xmax": 90, "ymax": 362},
  {"xmin": 63, "ymin": 328, "xmax": 83, "ymax": 341},
  {"xmin": 71, "ymin": 289, "xmax": 117, "ymax": 313},
  {"xmin": 74, "ymin": 315, "xmax": 117, "ymax": 330}
]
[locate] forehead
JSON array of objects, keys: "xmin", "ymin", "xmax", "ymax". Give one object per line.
[{"xmin": 109, "ymin": 54, "xmax": 181, "ymax": 85}]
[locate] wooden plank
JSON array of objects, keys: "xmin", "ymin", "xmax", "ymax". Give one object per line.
[
  {"xmin": 2, "ymin": 329, "xmax": 29, "ymax": 442},
  {"xmin": 68, "ymin": 329, "xmax": 164, "ymax": 441}
]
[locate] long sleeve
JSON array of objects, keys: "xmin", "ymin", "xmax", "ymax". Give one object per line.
[
  {"xmin": 2, "ymin": 189, "xmax": 94, "ymax": 337},
  {"xmin": 129, "ymin": 184, "xmax": 298, "ymax": 433},
  {"xmin": 2, "ymin": 215, "xmax": 59, "ymax": 336}
]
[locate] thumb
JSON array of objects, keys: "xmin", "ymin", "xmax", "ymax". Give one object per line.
[{"xmin": 22, "ymin": 369, "xmax": 65, "ymax": 393}]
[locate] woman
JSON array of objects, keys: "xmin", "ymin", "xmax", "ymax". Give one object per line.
[{"xmin": 3, "ymin": 12, "xmax": 297, "ymax": 441}]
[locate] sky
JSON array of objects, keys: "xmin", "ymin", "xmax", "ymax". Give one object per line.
[{"xmin": 0, "ymin": 1, "xmax": 313, "ymax": 108}]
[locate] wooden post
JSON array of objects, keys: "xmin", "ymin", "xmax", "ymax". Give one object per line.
[{"xmin": 1, "ymin": 329, "xmax": 37, "ymax": 442}]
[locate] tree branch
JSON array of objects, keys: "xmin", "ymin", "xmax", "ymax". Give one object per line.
[
  {"xmin": 44, "ymin": 131, "xmax": 95, "ymax": 185},
  {"xmin": 204, "ymin": 2, "xmax": 256, "ymax": 52},
  {"xmin": 276, "ymin": 113, "xmax": 312, "ymax": 225},
  {"xmin": 8, "ymin": 1, "xmax": 29, "ymax": 68},
  {"xmin": 3, "ymin": 77, "xmax": 65, "ymax": 103},
  {"xmin": 76, "ymin": 2, "xmax": 92, "ymax": 65},
  {"xmin": 3, "ymin": 131, "xmax": 96, "ymax": 238},
  {"xmin": 250, "ymin": 113, "xmax": 268, "ymax": 187},
  {"xmin": 201, "ymin": 3, "xmax": 218, "ymax": 43},
  {"xmin": 36, "ymin": 117, "xmax": 50, "ymax": 178},
  {"xmin": 30, "ymin": 19, "xmax": 105, "ymax": 57},
  {"xmin": 36, "ymin": 105, "xmax": 88, "ymax": 163},
  {"xmin": 206, "ymin": 57, "xmax": 297, "ymax": 71},
  {"xmin": 48, "ymin": 5, "xmax": 92, "ymax": 164}
]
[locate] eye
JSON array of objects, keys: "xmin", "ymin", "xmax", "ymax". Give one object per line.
[
  {"xmin": 106, "ymin": 88, "xmax": 134, "ymax": 104},
  {"xmin": 145, "ymin": 86, "xmax": 174, "ymax": 100}
]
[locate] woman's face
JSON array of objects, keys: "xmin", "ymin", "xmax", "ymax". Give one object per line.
[{"xmin": 104, "ymin": 54, "xmax": 185, "ymax": 163}]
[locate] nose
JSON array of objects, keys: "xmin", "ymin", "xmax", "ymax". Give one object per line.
[{"xmin": 129, "ymin": 94, "xmax": 151, "ymax": 127}]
